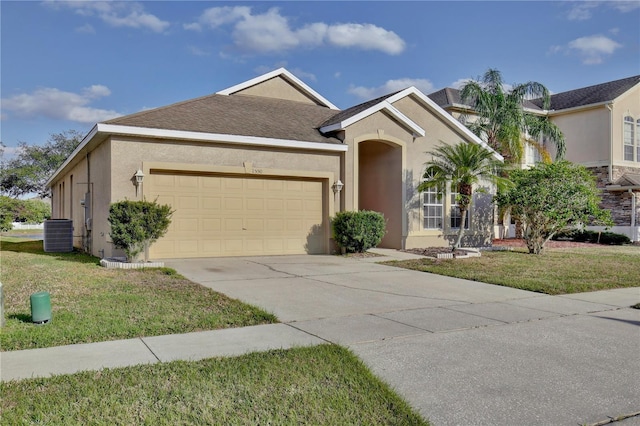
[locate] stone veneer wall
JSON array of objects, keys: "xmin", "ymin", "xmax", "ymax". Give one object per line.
[{"xmin": 588, "ymin": 165, "xmax": 640, "ymax": 226}]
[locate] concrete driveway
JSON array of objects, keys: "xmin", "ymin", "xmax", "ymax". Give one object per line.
[{"xmin": 166, "ymin": 254, "xmax": 640, "ymax": 426}]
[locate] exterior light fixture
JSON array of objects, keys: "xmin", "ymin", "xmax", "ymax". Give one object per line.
[
  {"xmin": 332, "ymin": 179, "xmax": 344, "ymax": 194},
  {"xmin": 134, "ymin": 169, "xmax": 145, "ymax": 196},
  {"xmin": 134, "ymin": 169, "xmax": 145, "ymax": 186}
]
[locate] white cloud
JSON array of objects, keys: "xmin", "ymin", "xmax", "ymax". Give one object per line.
[
  {"xmin": 566, "ymin": 1, "xmax": 640, "ymax": 20},
  {"xmin": 567, "ymin": 2, "xmax": 598, "ymax": 20},
  {"xmin": 450, "ymin": 78, "xmax": 474, "ymax": 90},
  {"xmin": 326, "ymin": 23, "xmax": 405, "ymax": 55},
  {"xmin": 185, "ymin": 6, "xmax": 405, "ymax": 55},
  {"xmin": 46, "ymin": 1, "xmax": 169, "ymax": 33},
  {"xmin": 185, "ymin": 6, "xmax": 251, "ymax": 31},
  {"xmin": 76, "ymin": 23, "xmax": 95, "ymax": 34},
  {"xmin": 348, "ymin": 78, "xmax": 434, "ymax": 100},
  {"xmin": 1, "ymin": 85, "xmax": 121, "ymax": 123},
  {"xmin": 610, "ymin": 1, "xmax": 640, "ymax": 13},
  {"xmin": 188, "ymin": 46, "xmax": 211, "ymax": 57},
  {"xmin": 567, "ymin": 34, "xmax": 622, "ymax": 64}
]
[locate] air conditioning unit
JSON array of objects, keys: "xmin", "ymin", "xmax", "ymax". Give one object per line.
[{"xmin": 43, "ymin": 219, "xmax": 73, "ymax": 253}]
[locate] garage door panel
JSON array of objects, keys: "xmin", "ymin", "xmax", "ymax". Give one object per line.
[
  {"xmin": 176, "ymin": 218, "xmax": 198, "ymax": 231},
  {"xmin": 202, "ymin": 197, "xmax": 222, "ymax": 211},
  {"xmin": 225, "ymin": 218, "xmax": 243, "ymax": 231},
  {"xmin": 177, "ymin": 196, "xmax": 199, "ymax": 210},
  {"xmin": 224, "ymin": 197, "xmax": 243, "ymax": 210},
  {"xmin": 148, "ymin": 173, "xmax": 326, "ymax": 258},
  {"xmin": 246, "ymin": 198, "xmax": 264, "ymax": 210},
  {"xmin": 177, "ymin": 175, "xmax": 199, "ymax": 190},
  {"xmin": 202, "ymin": 218, "xmax": 221, "ymax": 231}
]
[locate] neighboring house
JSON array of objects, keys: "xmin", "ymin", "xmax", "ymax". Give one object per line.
[
  {"xmin": 46, "ymin": 68, "xmax": 501, "ymax": 259},
  {"xmin": 429, "ymin": 75, "xmax": 640, "ymax": 242}
]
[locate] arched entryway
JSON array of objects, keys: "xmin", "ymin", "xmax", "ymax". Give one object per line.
[{"xmin": 357, "ymin": 140, "xmax": 403, "ymax": 248}]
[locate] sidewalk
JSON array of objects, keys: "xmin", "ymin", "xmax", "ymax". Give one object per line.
[{"xmin": 1, "ymin": 323, "xmax": 325, "ymax": 382}]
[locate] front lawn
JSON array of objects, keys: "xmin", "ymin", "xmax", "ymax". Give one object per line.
[
  {"xmin": 0, "ymin": 238, "xmax": 276, "ymax": 351},
  {"xmin": 384, "ymin": 246, "xmax": 640, "ymax": 295},
  {"xmin": 1, "ymin": 345, "xmax": 428, "ymax": 425}
]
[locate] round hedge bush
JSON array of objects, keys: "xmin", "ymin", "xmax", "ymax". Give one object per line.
[{"xmin": 332, "ymin": 210, "xmax": 386, "ymax": 253}]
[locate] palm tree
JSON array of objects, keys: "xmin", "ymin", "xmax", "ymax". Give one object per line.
[
  {"xmin": 418, "ymin": 142, "xmax": 510, "ymax": 249},
  {"xmin": 459, "ymin": 69, "xmax": 565, "ymax": 164}
]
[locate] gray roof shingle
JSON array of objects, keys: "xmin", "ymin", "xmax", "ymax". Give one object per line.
[
  {"xmin": 532, "ymin": 75, "xmax": 640, "ymax": 110},
  {"xmin": 319, "ymin": 91, "xmax": 400, "ymax": 128},
  {"xmin": 104, "ymin": 93, "xmax": 343, "ymax": 144},
  {"xmin": 428, "ymin": 87, "xmax": 543, "ymax": 111}
]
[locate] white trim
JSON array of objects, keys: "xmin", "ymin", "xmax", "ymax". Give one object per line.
[
  {"xmin": 45, "ymin": 125, "xmax": 98, "ymax": 187},
  {"xmin": 389, "ymin": 87, "xmax": 504, "ymax": 161},
  {"xmin": 99, "ymin": 124, "xmax": 347, "ymax": 151},
  {"xmin": 320, "ymin": 100, "xmax": 426, "ymax": 137},
  {"xmin": 46, "ymin": 123, "xmax": 348, "ymax": 188},
  {"xmin": 216, "ymin": 67, "xmax": 340, "ymax": 110}
]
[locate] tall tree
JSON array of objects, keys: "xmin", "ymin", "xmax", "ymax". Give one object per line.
[
  {"xmin": 460, "ymin": 69, "xmax": 565, "ymax": 164},
  {"xmin": 0, "ymin": 130, "xmax": 83, "ymax": 198},
  {"xmin": 418, "ymin": 142, "xmax": 510, "ymax": 249}
]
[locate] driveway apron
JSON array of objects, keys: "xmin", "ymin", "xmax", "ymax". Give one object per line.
[{"xmin": 166, "ymin": 255, "xmax": 640, "ymax": 426}]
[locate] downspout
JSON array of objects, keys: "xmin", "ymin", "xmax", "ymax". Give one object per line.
[
  {"xmin": 606, "ymin": 103, "xmax": 614, "ymax": 183},
  {"xmin": 631, "ymin": 189, "xmax": 637, "ymax": 242}
]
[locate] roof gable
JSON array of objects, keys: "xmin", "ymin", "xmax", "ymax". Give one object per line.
[
  {"xmin": 322, "ymin": 86, "xmax": 502, "ymax": 161},
  {"xmin": 319, "ymin": 90, "xmax": 425, "ymax": 137},
  {"xmin": 217, "ymin": 68, "xmax": 339, "ymax": 110}
]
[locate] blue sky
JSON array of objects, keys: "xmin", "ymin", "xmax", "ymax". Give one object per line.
[{"xmin": 1, "ymin": 1, "xmax": 639, "ymax": 155}]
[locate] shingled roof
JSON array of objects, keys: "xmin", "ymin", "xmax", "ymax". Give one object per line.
[
  {"xmin": 104, "ymin": 93, "xmax": 342, "ymax": 145},
  {"xmin": 427, "ymin": 87, "xmax": 543, "ymax": 112},
  {"xmin": 531, "ymin": 75, "xmax": 640, "ymax": 111},
  {"xmin": 319, "ymin": 91, "xmax": 400, "ymax": 128}
]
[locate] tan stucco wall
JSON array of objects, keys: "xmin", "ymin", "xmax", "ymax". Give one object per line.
[
  {"xmin": 548, "ymin": 107, "xmax": 610, "ymax": 165},
  {"xmin": 107, "ymin": 136, "xmax": 341, "ymax": 257},
  {"xmin": 548, "ymin": 85, "xmax": 640, "ymax": 167},
  {"xmin": 342, "ymin": 94, "xmax": 496, "ymax": 249},
  {"xmin": 236, "ymin": 76, "xmax": 322, "ymax": 106},
  {"xmin": 49, "ymin": 142, "xmax": 109, "ymax": 253}
]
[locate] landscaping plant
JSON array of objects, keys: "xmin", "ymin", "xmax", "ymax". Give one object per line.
[
  {"xmin": 108, "ymin": 199, "xmax": 174, "ymax": 262},
  {"xmin": 332, "ymin": 210, "xmax": 386, "ymax": 253},
  {"xmin": 496, "ymin": 161, "xmax": 612, "ymax": 254},
  {"xmin": 418, "ymin": 141, "xmax": 510, "ymax": 249}
]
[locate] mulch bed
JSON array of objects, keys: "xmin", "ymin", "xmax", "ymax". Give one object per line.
[
  {"xmin": 492, "ymin": 239, "xmax": 602, "ymax": 249},
  {"xmin": 402, "ymin": 247, "xmax": 468, "ymax": 257}
]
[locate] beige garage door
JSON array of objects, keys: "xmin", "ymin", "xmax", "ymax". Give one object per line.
[{"xmin": 147, "ymin": 172, "xmax": 326, "ymax": 258}]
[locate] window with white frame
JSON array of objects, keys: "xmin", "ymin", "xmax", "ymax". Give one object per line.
[
  {"xmin": 450, "ymin": 189, "xmax": 470, "ymax": 229},
  {"xmin": 422, "ymin": 183, "xmax": 443, "ymax": 230},
  {"xmin": 623, "ymin": 116, "xmax": 634, "ymax": 161}
]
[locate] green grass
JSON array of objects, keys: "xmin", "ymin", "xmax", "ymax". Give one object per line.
[
  {"xmin": 1, "ymin": 238, "xmax": 276, "ymax": 351},
  {"xmin": 384, "ymin": 246, "xmax": 640, "ymax": 295},
  {"xmin": 1, "ymin": 345, "xmax": 428, "ymax": 425}
]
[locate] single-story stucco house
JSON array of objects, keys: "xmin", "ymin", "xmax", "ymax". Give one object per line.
[{"xmin": 46, "ymin": 68, "xmax": 501, "ymax": 259}]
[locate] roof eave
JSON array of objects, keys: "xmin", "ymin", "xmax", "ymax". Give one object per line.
[
  {"xmin": 390, "ymin": 87, "xmax": 504, "ymax": 162},
  {"xmin": 319, "ymin": 100, "xmax": 425, "ymax": 137},
  {"xmin": 46, "ymin": 123, "xmax": 348, "ymax": 188}
]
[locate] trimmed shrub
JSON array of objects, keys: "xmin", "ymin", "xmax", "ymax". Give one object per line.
[
  {"xmin": 332, "ymin": 210, "xmax": 386, "ymax": 253},
  {"xmin": 108, "ymin": 199, "xmax": 174, "ymax": 261},
  {"xmin": 552, "ymin": 229, "xmax": 631, "ymax": 245}
]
